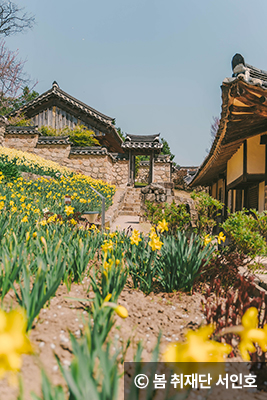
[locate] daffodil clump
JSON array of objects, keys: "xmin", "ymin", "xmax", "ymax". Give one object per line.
[
  {"xmin": 148, "ymin": 225, "xmax": 164, "ymax": 251},
  {"xmin": 0, "ymin": 168, "xmax": 115, "ymax": 227},
  {"xmin": 204, "ymin": 232, "xmax": 226, "ymax": 247},
  {"xmin": 0, "ymin": 146, "xmax": 70, "ymax": 178}
]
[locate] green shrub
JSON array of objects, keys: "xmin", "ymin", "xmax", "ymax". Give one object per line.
[
  {"xmin": 222, "ymin": 210, "xmax": 267, "ymax": 256},
  {"xmin": 145, "ymin": 200, "xmax": 191, "ymax": 234},
  {"xmin": 38, "ymin": 125, "xmax": 60, "ymax": 136},
  {"xmin": 63, "ymin": 125, "xmax": 100, "ymax": 147},
  {"xmin": 38, "ymin": 124, "xmax": 101, "ymax": 147},
  {"xmin": 0, "ymin": 162, "xmax": 21, "ymax": 179},
  {"xmin": 191, "ymin": 191, "xmax": 223, "ymax": 236}
]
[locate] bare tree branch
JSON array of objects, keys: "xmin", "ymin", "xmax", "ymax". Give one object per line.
[
  {"xmin": 0, "ymin": 39, "xmax": 37, "ymax": 114},
  {"xmin": 0, "ymin": 2, "xmax": 35, "ymax": 36},
  {"xmin": 210, "ymin": 116, "xmax": 220, "ymax": 140}
]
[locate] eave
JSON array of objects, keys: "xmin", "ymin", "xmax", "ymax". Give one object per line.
[{"xmin": 191, "ymin": 76, "xmax": 267, "ymax": 187}]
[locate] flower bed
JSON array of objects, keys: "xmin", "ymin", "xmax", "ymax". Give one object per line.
[{"xmin": 0, "ymin": 172, "xmax": 266, "ymax": 398}]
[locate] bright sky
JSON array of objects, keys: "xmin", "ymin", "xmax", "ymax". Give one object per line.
[{"xmin": 5, "ymin": 0, "xmax": 267, "ymax": 166}]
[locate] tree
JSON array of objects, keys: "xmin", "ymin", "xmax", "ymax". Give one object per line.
[
  {"xmin": 210, "ymin": 116, "xmax": 220, "ymax": 141},
  {"xmin": 0, "ymin": 40, "xmax": 38, "ymax": 115},
  {"xmin": 160, "ymin": 138, "xmax": 175, "ymax": 161},
  {"xmin": 116, "ymin": 127, "xmax": 126, "ymax": 141},
  {"xmin": 0, "ymin": 2, "xmax": 34, "ymax": 36},
  {"xmin": 1, "ymin": 85, "xmax": 39, "ymax": 115},
  {"xmin": 206, "ymin": 116, "xmax": 220, "ymax": 153}
]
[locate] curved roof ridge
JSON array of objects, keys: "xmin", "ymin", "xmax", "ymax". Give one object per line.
[{"xmin": 7, "ymin": 82, "xmax": 115, "ymax": 123}]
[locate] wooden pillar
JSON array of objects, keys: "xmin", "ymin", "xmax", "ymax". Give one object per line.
[
  {"xmin": 131, "ymin": 153, "xmax": 134, "ymax": 185},
  {"xmin": 149, "ymin": 151, "xmax": 154, "ymax": 183},
  {"xmin": 128, "ymin": 150, "xmax": 132, "ymax": 185}
]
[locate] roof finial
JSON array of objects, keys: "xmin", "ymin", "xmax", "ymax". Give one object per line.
[
  {"xmin": 52, "ymin": 81, "xmax": 59, "ymax": 88},
  {"xmin": 232, "ymin": 54, "xmax": 245, "ymax": 71}
]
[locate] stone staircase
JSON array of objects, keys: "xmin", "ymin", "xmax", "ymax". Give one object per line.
[{"xmin": 119, "ymin": 187, "xmax": 142, "ymax": 216}]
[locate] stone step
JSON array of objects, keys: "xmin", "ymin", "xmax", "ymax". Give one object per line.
[
  {"xmin": 118, "ymin": 188, "xmax": 142, "ymax": 216},
  {"xmin": 121, "ymin": 207, "xmax": 141, "ymax": 212},
  {"xmin": 123, "ymin": 201, "xmax": 141, "ymax": 206},
  {"xmin": 119, "ymin": 210, "xmax": 140, "ymax": 216}
]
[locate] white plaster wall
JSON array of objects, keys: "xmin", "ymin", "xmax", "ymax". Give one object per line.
[
  {"xmin": 227, "ymin": 144, "xmax": 243, "ymax": 184},
  {"xmin": 247, "ymin": 134, "xmax": 265, "ymax": 174}
]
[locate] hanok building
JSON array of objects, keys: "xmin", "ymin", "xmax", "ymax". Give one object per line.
[
  {"xmin": 191, "ymin": 54, "xmax": 267, "ymax": 216},
  {"xmin": 8, "ymin": 81, "xmax": 123, "ymax": 152},
  {"xmin": 2, "ymin": 82, "xmax": 172, "ymax": 186}
]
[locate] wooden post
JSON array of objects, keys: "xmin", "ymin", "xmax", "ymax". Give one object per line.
[
  {"xmin": 131, "ymin": 153, "xmax": 135, "ymax": 185},
  {"xmin": 149, "ymin": 151, "xmax": 154, "ymax": 183},
  {"xmin": 128, "ymin": 150, "xmax": 132, "ymax": 185}
]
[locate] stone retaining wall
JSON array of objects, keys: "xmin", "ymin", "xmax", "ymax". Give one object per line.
[
  {"xmin": 4, "ymin": 134, "xmax": 39, "ymax": 153},
  {"xmin": 154, "ymin": 161, "xmax": 171, "ymax": 182},
  {"xmin": 136, "ymin": 165, "xmax": 149, "ymax": 183},
  {"xmin": 1, "ymin": 126, "xmax": 173, "ymax": 187}
]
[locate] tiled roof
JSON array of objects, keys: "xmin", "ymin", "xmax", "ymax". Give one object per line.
[
  {"xmin": 122, "ymin": 134, "xmax": 163, "ymax": 150},
  {"xmin": 109, "ymin": 153, "xmax": 129, "ymax": 161},
  {"xmin": 191, "ymin": 53, "xmax": 267, "ymax": 187},
  {"xmin": 37, "ymin": 136, "xmax": 71, "ymax": 145},
  {"xmin": 229, "ymin": 53, "xmax": 267, "ymax": 88},
  {"xmin": 69, "ymin": 146, "xmax": 108, "ymax": 155},
  {"xmin": 7, "ymin": 82, "xmax": 123, "ymax": 153},
  {"xmin": 8, "ymin": 82, "xmax": 114, "ymax": 125},
  {"xmin": 6, "ymin": 126, "xmax": 38, "ymax": 135}
]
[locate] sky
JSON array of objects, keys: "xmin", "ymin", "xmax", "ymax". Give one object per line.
[{"xmin": 4, "ymin": 0, "xmax": 267, "ymax": 166}]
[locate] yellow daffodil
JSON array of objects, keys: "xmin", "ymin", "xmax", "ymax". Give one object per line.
[
  {"xmin": 217, "ymin": 232, "xmax": 226, "ymax": 245},
  {"xmin": 148, "ymin": 235, "xmax": 163, "ymax": 251},
  {"xmin": 64, "ymin": 205, "xmax": 74, "ymax": 216},
  {"xmin": 103, "ymin": 293, "xmax": 112, "ymax": 303},
  {"xmin": 164, "ymin": 325, "xmax": 232, "ymax": 364},
  {"xmin": 0, "ymin": 309, "xmax": 32, "ymax": 381},
  {"xmin": 130, "ymin": 229, "xmax": 142, "ymax": 246},
  {"xmin": 21, "ymin": 216, "xmax": 28, "ymax": 223},
  {"xmin": 204, "ymin": 234, "xmax": 212, "ymax": 246},
  {"xmin": 103, "ymin": 302, "xmax": 128, "ymax": 319},
  {"xmin": 114, "ymin": 305, "xmax": 128, "ymax": 319},
  {"xmin": 238, "ymin": 307, "xmax": 267, "ymax": 361},
  {"xmin": 101, "ymin": 240, "xmax": 113, "ymax": 254},
  {"xmin": 157, "ymin": 219, "xmax": 168, "ymax": 233},
  {"xmin": 149, "ymin": 226, "xmax": 157, "ymax": 239}
]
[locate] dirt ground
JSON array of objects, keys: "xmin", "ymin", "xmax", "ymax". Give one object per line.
[{"xmin": 0, "ymin": 277, "xmax": 266, "ymax": 400}]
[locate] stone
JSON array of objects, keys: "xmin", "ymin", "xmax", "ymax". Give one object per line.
[
  {"xmin": 146, "ymin": 193, "xmax": 156, "ymax": 202},
  {"xmin": 141, "ymin": 186, "xmax": 150, "ymax": 194}
]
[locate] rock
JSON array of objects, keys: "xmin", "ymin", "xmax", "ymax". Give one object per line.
[
  {"xmin": 141, "ymin": 186, "xmax": 150, "ymax": 194},
  {"xmin": 146, "ymin": 193, "xmax": 156, "ymax": 202}
]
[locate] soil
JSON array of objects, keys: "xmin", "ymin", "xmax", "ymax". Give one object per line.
[{"xmin": 0, "ymin": 278, "xmax": 266, "ymax": 400}]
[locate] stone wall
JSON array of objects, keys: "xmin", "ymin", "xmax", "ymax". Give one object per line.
[
  {"xmin": 139, "ymin": 183, "xmax": 173, "ymax": 222},
  {"xmin": 66, "ymin": 154, "xmax": 114, "ymax": 183},
  {"xmin": 1, "ymin": 128, "xmax": 174, "ymax": 188},
  {"xmin": 136, "ymin": 165, "xmax": 149, "ymax": 183},
  {"xmin": 112, "ymin": 159, "xmax": 129, "ymax": 186},
  {"xmin": 154, "ymin": 161, "xmax": 171, "ymax": 182},
  {"xmin": 4, "ymin": 134, "xmax": 39, "ymax": 152},
  {"xmin": 34, "ymin": 144, "xmax": 71, "ymax": 164}
]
